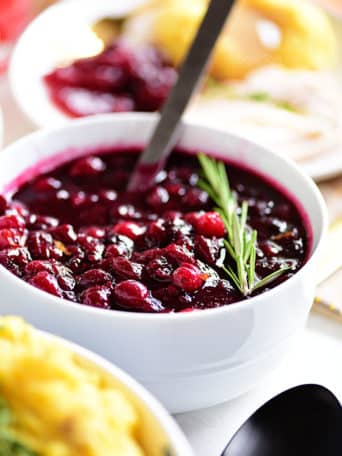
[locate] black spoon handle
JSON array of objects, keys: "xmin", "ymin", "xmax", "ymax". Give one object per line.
[{"xmin": 128, "ymin": 0, "xmax": 236, "ymax": 191}]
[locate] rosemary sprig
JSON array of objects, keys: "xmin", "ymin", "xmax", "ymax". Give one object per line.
[{"xmin": 197, "ymin": 153, "xmax": 289, "ymax": 296}]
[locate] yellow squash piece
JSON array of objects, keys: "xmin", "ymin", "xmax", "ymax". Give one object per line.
[{"xmin": 147, "ymin": 0, "xmax": 336, "ymax": 79}]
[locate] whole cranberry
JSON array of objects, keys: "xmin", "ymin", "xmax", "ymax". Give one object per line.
[
  {"xmin": 113, "ymin": 221, "xmax": 145, "ymax": 240},
  {"xmin": 0, "ymin": 228, "xmax": 26, "ymax": 250},
  {"xmin": 80, "ymin": 286, "xmax": 112, "ymax": 309},
  {"xmin": 145, "ymin": 256, "xmax": 173, "ymax": 283},
  {"xmin": 98, "ymin": 190, "xmax": 117, "ymax": 203},
  {"xmin": 173, "ymin": 263, "xmax": 205, "ymax": 292},
  {"xmin": 105, "ymin": 233, "xmax": 134, "ymax": 258},
  {"xmin": 29, "ymin": 271, "xmax": 62, "ymax": 297},
  {"xmin": 110, "ymin": 256, "xmax": 143, "ymax": 281},
  {"xmin": 113, "ymin": 280, "xmax": 158, "ymax": 312},
  {"xmin": 33, "ymin": 177, "xmax": 62, "ymax": 192},
  {"xmin": 132, "ymin": 247, "xmax": 163, "ymax": 264},
  {"xmin": 9, "ymin": 202, "xmax": 29, "ymax": 218},
  {"xmin": 182, "ymin": 188, "xmax": 208, "ymax": 208},
  {"xmin": 66, "ymin": 246, "xmax": 87, "ymax": 273},
  {"xmin": 51, "ymin": 224, "xmax": 77, "ymax": 243},
  {"xmin": 195, "ymin": 235, "xmax": 226, "ymax": 266},
  {"xmin": 77, "ymin": 269, "xmax": 113, "ymax": 289},
  {"xmin": 191, "ymin": 212, "xmax": 225, "ymax": 237},
  {"xmin": 110, "ymin": 204, "xmax": 142, "ymax": 221},
  {"xmin": 28, "ymin": 214, "xmax": 59, "ymax": 230},
  {"xmin": 57, "ymin": 270, "xmax": 76, "ymax": 291},
  {"xmin": 0, "ymin": 214, "xmax": 25, "ymax": 230},
  {"xmin": 70, "ymin": 191, "xmax": 87, "ymax": 207},
  {"xmin": 146, "ymin": 186, "xmax": 169, "ymax": 208},
  {"xmin": 80, "ymin": 226, "xmax": 106, "ymax": 239},
  {"xmin": 163, "ymin": 243, "xmax": 195, "ymax": 265},
  {"xmin": 0, "ymin": 247, "xmax": 31, "ymax": 274},
  {"xmin": 145, "ymin": 220, "xmax": 167, "ymax": 247},
  {"xmin": 77, "ymin": 234, "xmax": 104, "ymax": 262},
  {"xmin": 69, "ymin": 156, "xmax": 106, "ymax": 177},
  {"xmin": 28, "ymin": 231, "xmax": 63, "ymax": 260},
  {"xmin": 25, "ymin": 259, "xmax": 56, "ymax": 277}
]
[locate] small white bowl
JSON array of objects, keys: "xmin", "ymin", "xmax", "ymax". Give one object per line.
[
  {"xmin": 28, "ymin": 324, "xmax": 193, "ymax": 455},
  {"xmin": 9, "ymin": 0, "xmax": 145, "ymax": 128},
  {"xmin": 0, "ymin": 113, "xmax": 327, "ymax": 413}
]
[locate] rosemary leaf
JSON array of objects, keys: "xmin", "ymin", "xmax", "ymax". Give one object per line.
[
  {"xmin": 197, "ymin": 154, "xmax": 290, "ymax": 296},
  {"xmin": 252, "ymin": 267, "xmax": 291, "ymax": 292}
]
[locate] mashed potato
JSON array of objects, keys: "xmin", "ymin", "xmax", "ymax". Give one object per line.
[{"xmin": 0, "ymin": 317, "xmax": 144, "ymax": 456}]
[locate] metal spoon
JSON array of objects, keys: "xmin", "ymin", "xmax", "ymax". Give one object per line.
[
  {"xmin": 128, "ymin": 0, "xmax": 236, "ymax": 192},
  {"xmin": 221, "ymin": 384, "xmax": 342, "ymax": 456}
]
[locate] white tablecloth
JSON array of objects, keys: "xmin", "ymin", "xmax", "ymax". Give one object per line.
[{"xmin": 1, "ymin": 75, "xmax": 342, "ymax": 456}]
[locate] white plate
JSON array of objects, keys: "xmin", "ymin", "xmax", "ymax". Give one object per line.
[
  {"xmin": 9, "ymin": 0, "xmax": 342, "ymax": 181},
  {"xmin": 9, "ymin": 0, "xmax": 147, "ymax": 127}
]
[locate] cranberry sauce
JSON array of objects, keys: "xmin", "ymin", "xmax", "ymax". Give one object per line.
[
  {"xmin": 44, "ymin": 41, "xmax": 177, "ymax": 117},
  {"xmin": 0, "ymin": 150, "xmax": 308, "ymax": 313}
]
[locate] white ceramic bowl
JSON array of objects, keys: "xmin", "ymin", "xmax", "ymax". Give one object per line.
[
  {"xmin": 23, "ymin": 323, "xmax": 193, "ymax": 455},
  {"xmin": 0, "ymin": 114, "xmax": 327, "ymax": 413}
]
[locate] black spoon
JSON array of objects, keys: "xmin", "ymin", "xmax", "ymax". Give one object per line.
[
  {"xmin": 128, "ymin": 0, "xmax": 236, "ymax": 192},
  {"xmin": 221, "ymin": 384, "xmax": 342, "ymax": 456}
]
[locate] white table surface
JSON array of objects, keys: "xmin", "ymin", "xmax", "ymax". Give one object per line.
[{"xmin": 1, "ymin": 75, "xmax": 342, "ymax": 456}]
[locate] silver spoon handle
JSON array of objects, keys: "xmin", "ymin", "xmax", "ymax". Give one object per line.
[{"xmin": 128, "ymin": 0, "xmax": 236, "ymax": 191}]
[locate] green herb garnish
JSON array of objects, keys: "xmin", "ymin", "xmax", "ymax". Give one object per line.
[
  {"xmin": 0, "ymin": 396, "xmax": 38, "ymax": 456},
  {"xmin": 197, "ymin": 153, "xmax": 290, "ymax": 296},
  {"xmin": 247, "ymin": 91, "xmax": 271, "ymax": 102}
]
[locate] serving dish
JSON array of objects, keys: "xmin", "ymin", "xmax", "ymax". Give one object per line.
[
  {"xmin": 0, "ymin": 113, "xmax": 327, "ymax": 412},
  {"xmin": 9, "ymin": 0, "xmax": 342, "ymax": 181},
  {"xmin": 0, "ymin": 315, "xmax": 193, "ymax": 455}
]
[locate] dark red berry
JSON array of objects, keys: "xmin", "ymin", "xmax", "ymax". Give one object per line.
[
  {"xmin": 29, "ymin": 271, "xmax": 62, "ymax": 297},
  {"xmin": 33, "ymin": 177, "xmax": 62, "ymax": 192},
  {"xmin": 27, "ymin": 231, "xmax": 63, "ymax": 260},
  {"xmin": 173, "ymin": 263, "xmax": 205, "ymax": 292},
  {"xmin": 0, "ymin": 229, "xmax": 26, "ymax": 250},
  {"xmin": 109, "ymin": 256, "xmax": 143, "ymax": 281},
  {"xmin": 113, "ymin": 221, "xmax": 145, "ymax": 240},
  {"xmin": 51, "ymin": 224, "xmax": 77, "ymax": 243},
  {"xmin": 0, "ymin": 214, "xmax": 25, "ymax": 230},
  {"xmin": 113, "ymin": 280, "xmax": 163, "ymax": 312},
  {"xmin": 70, "ymin": 156, "xmax": 105, "ymax": 177},
  {"xmin": 77, "ymin": 269, "xmax": 113, "ymax": 289},
  {"xmin": 191, "ymin": 212, "xmax": 225, "ymax": 237},
  {"xmin": 80, "ymin": 286, "xmax": 112, "ymax": 309},
  {"xmin": 146, "ymin": 186, "xmax": 169, "ymax": 208}
]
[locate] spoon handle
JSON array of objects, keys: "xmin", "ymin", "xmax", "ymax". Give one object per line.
[{"xmin": 128, "ymin": 0, "xmax": 236, "ymax": 191}]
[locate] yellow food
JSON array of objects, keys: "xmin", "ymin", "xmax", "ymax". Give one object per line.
[
  {"xmin": 0, "ymin": 317, "xmax": 144, "ymax": 456},
  {"xmin": 131, "ymin": 0, "xmax": 336, "ymax": 79}
]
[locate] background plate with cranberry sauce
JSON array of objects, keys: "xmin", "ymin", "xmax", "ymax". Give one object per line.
[
  {"xmin": 9, "ymin": 0, "xmax": 342, "ymax": 181},
  {"xmin": 0, "ymin": 146, "xmax": 309, "ymax": 313},
  {"xmin": 0, "ymin": 115, "xmax": 327, "ymax": 412}
]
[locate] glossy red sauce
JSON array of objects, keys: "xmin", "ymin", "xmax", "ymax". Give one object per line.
[
  {"xmin": 44, "ymin": 41, "xmax": 177, "ymax": 117},
  {"xmin": 0, "ymin": 149, "xmax": 308, "ymax": 313}
]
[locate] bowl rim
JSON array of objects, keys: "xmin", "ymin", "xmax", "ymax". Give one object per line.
[
  {"xmin": 22, "ymin": 325, "xmax": 193, "ymax": 455},
  {"xmin": 0, "ymin": 113, "xmax": 328, "ymax": 321}
]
